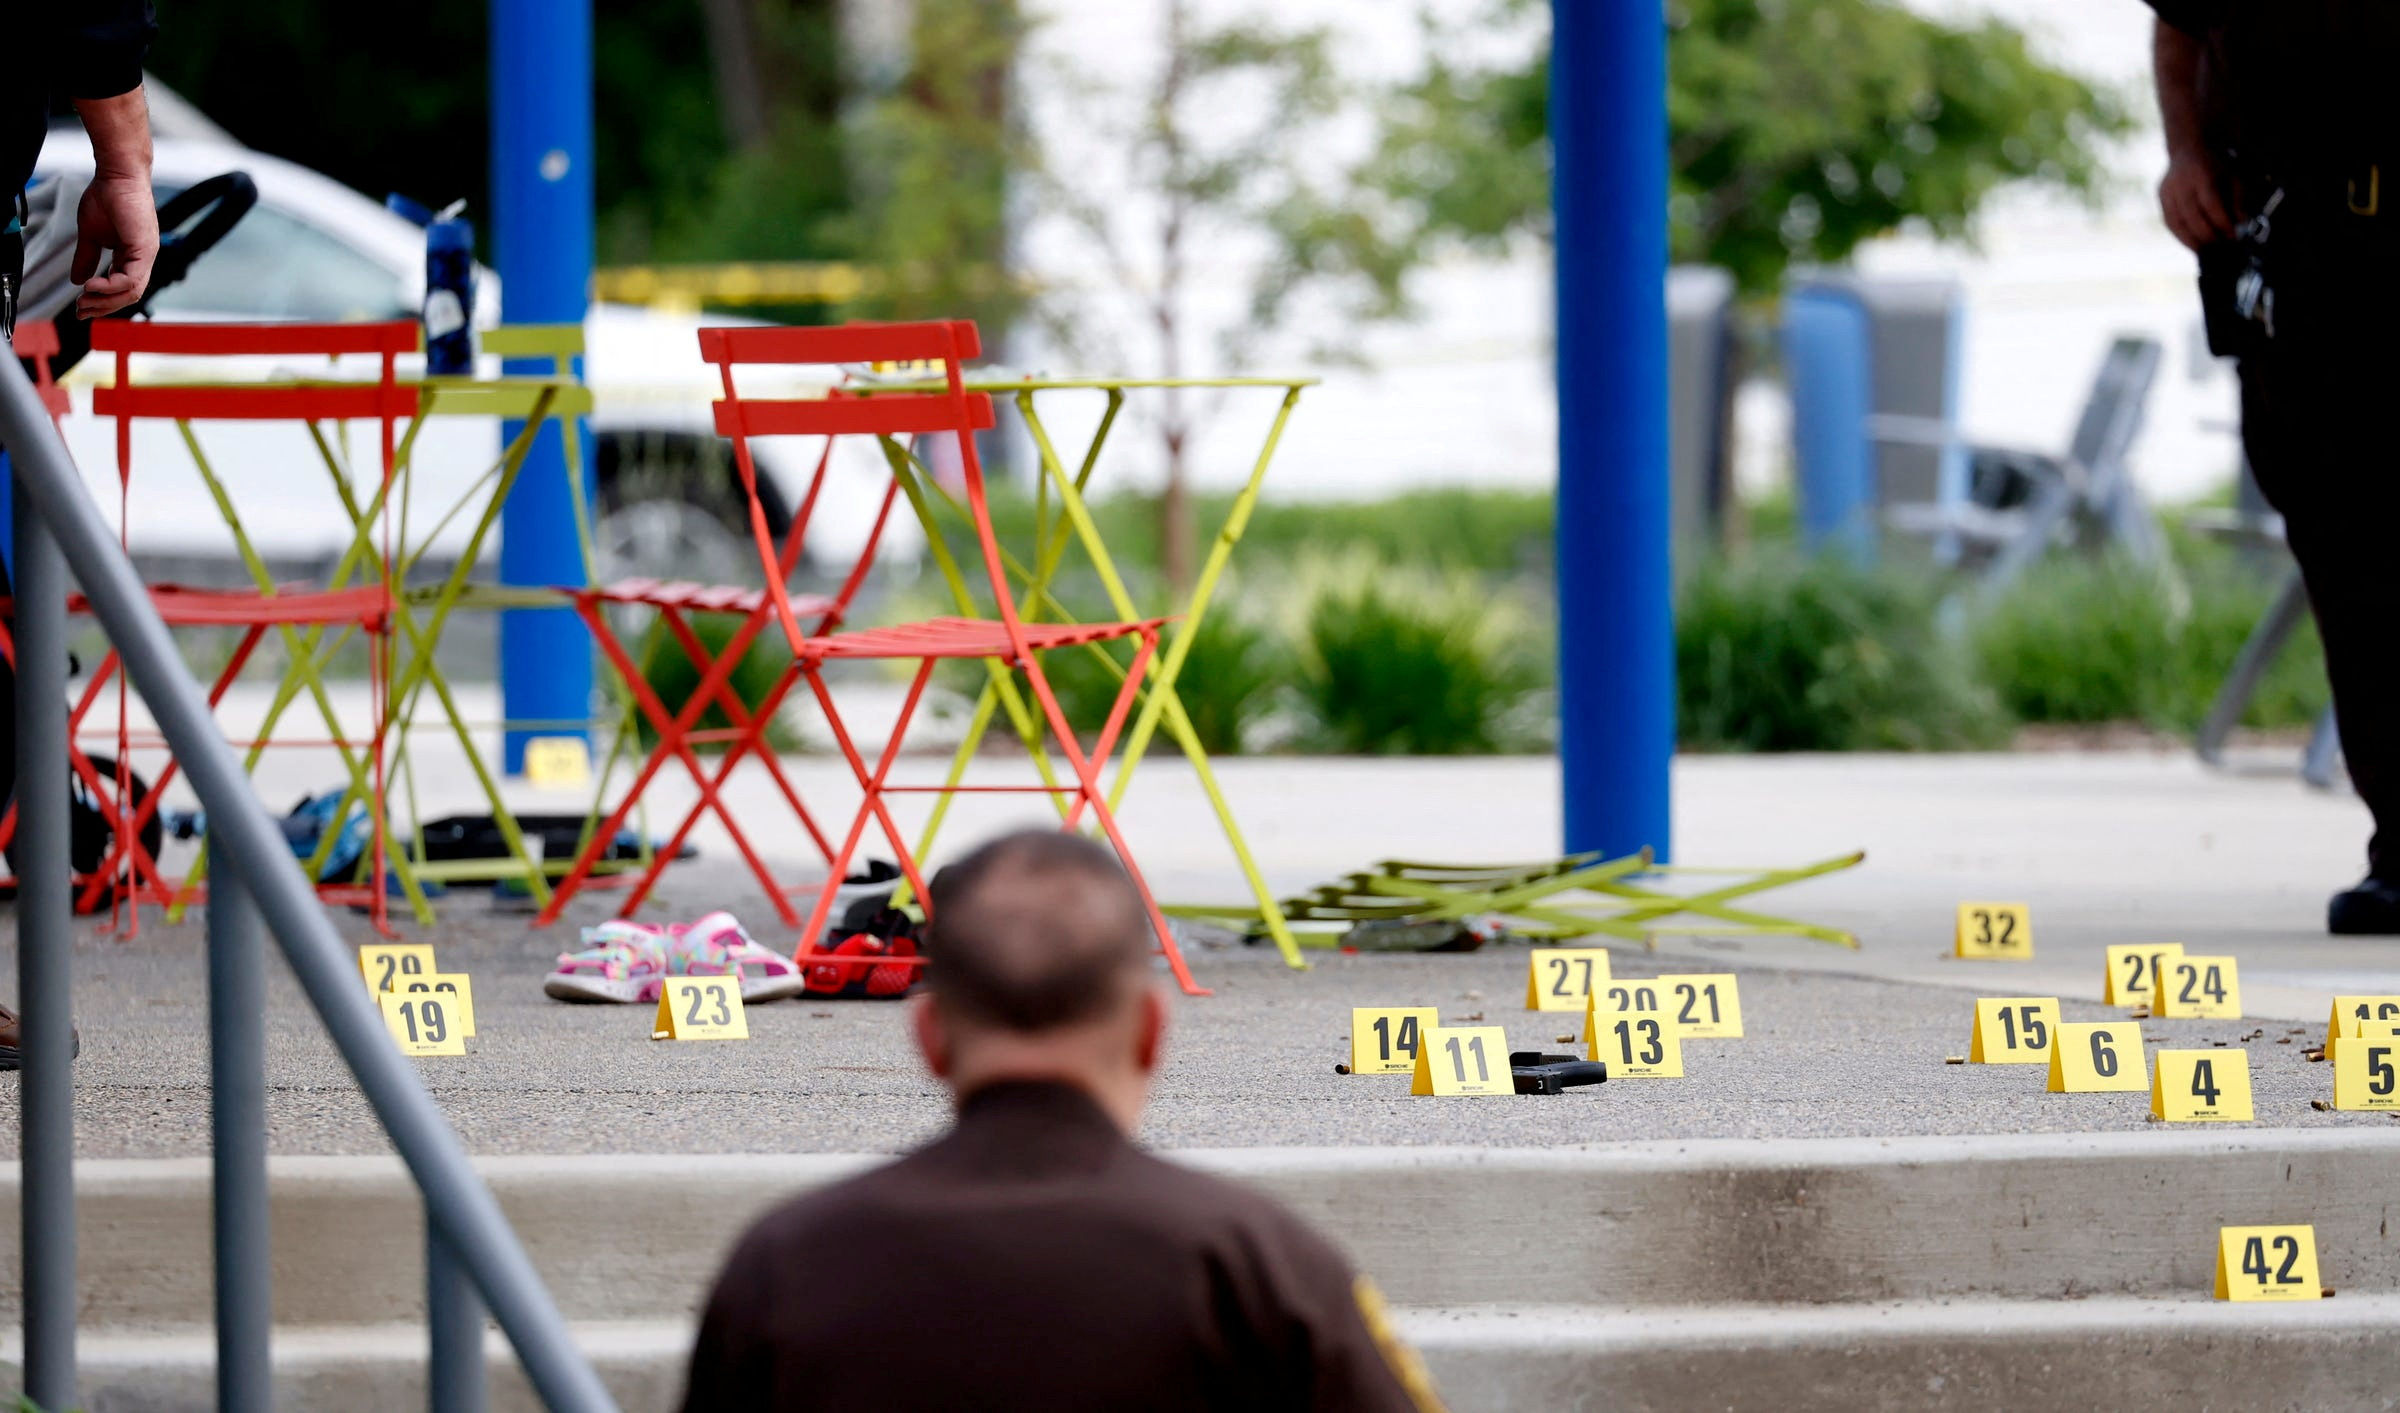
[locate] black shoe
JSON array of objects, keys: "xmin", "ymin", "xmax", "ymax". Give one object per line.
[
  {"xmin": 2330, "ymin": 878, "xmax": 2400, "ymax": 935},
  {"xmin": 0, "ymin": 1003, "xmax": 81, "ymax": 1070}
]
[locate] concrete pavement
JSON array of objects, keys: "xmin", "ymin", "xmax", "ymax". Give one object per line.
[
  {"xmin": 16, "ymin": 719, "xmax": 2400, "ymax": 1407},
  {"xmin": 5, "ymin": 723, "xmax": 2399, "ymax": 1155}
]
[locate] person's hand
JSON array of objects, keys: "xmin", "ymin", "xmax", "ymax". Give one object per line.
[
  {"xmin": 70, "ymin": 88, "xmax": 157, "ymax": 319},
  {"xmin": 2160, "ymin": 150, "xmax": 2234, "ymax": 251},
  {"xmin": 72, "ymin": 172, "xmax": 158, "ymax": 318}
]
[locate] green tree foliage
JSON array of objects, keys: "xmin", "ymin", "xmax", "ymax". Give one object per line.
[
  {"xmin": 144, "ymin": 0, "xmax": 998, "ymax": 285},
  {"xmin": 829, "ymin": 0, "xmax": 1031, "ymax": 329},
  {"xmin": 1032, "ymin": 1, "xmax": 1362, "ymax": 587},
  {"xmin": 613, "ymin": 0, "xmax": 847, "ymax": 265},
  {"xmin": 146, "ymin": 0, "xmax": 495, "ymax": 216},
  {"xmin": 1356, "ymin": 0, "xmax": 2131, "ymax": 295}
]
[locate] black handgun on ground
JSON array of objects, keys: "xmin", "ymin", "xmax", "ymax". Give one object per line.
[{"xmin": 1510, "ymin": 1051, "xmax": 1608, "ymax": 1094}]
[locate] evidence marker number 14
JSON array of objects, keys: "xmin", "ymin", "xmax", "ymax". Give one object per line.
[{"xmin": 1349, "ymin": 1007, "xmax": 1438, "ymax": 1076}]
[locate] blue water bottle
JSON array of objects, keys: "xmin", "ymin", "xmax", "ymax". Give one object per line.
[{"xmin": 423, "ymin": 200, "xmax": 475, "ymax": 375}]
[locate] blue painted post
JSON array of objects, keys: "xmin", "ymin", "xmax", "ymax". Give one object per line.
[
  {"xmin": 1552, "ymin": 0, "xmax": 1673, "ymax": 862},
  {"xmin": 492, "ymin": 0, "xmax": 595, "ymax": 772}
]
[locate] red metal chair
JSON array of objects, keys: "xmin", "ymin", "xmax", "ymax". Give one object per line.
[
  {"xmin": 706, "ymin": 319, "xmax": 1207, "ymax": 996},
  {"xmin": 535, "ymin": 426, "xmax": 903, "ymax": 929},
  {"xmin": 76, "ymin": 319, "xmax": 421, "ymax": 929}
]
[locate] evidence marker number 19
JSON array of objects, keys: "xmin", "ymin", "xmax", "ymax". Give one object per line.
[{"xmin": 379, "ymin": 990, "xmax": 465, "ymax": 1057}]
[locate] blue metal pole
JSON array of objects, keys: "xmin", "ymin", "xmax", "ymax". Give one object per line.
[
  {"xmin": 1552, "ymin": 0, "xmax": 1673, "ymax": 861},
  {"xmin": 492, "ymin": 0, "xmax": 596, "ymax": 773}
]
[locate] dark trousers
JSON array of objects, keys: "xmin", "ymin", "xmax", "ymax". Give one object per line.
[{"xmin": 2241, "ymin": 347, "xmax": 2400, "ymax": 879}]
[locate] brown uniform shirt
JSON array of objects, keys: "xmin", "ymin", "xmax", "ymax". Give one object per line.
[{"xmin": 680, "ymin": 1081, "xmax": 1439, "ymax": 1412}]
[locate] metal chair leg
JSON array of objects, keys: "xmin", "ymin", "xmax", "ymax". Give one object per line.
[
  {"xmin": 2303, "ymin": 706, "xmax": 2344, "ymax": 790},
  {"xmin": 2198, "ymin": 569, "xmax": 2311, "ymax": 767}
]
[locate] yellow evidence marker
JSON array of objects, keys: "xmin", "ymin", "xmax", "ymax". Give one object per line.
[
  {"xmin": 2332, "ymin": 1028, "xmax": 2400, "ymax": 1111},
  {"xmin": 1590, "ymin": 1008, "xmax": 1683, "ymax": 1079},
  {"xmin": 2215, "ymin": 1225, "xmax": 2323, "ymax": 1302},
  {"xmin": 1350, "ymin": 1007, "xmax": 1439, "ymax": 1076},
  {"xmin": 2047, "ymin": 1021, "xmax": 2146, "ymax": 1093},
  {"xmin": 358, "ymin": 943, "xmax": 437, "ymax": 995},
  {"xmin": 1580, "ymin": 978, "xmax": 1665, "ymax": 1046},
  {"xmin": 1658, "ymin": 974, "xmax": 1743, "ymax": 1039},
  {"xmin": 2325, "ymin": 995, "xmax": 2400, "ymax": 1054},
  {"xmin": 2103, "ymin": 943, "xmax": 2184, "ymax": 1006},
  {"xmin": 1954, "ymin": 902, "xmax": 2031, "ymax": 960},
  {"xmin": 2153, "ymin": 955, "xmax": 2242, "ymax": 1019},
  {"xmin": 653, "ymin": 976, "xmax": 750, "ymax": 1041},
  {"xmin": 1526, "ymin": 948, "xmax": 1610, "ymax": 1012},
  {"xmin": 1968, "ymin": 997, "xmax": 2060, "ymax": 1064},
  {"xmin": 1410, "ymin": 1024, "xmax": 1512, "ymax": 1096},
  {"xmin": 396, "ymin": 972, "xmax": 478, "ymax": 1038},
  {"xmin": 2150, "ymin": 1049, "xmax": 2254, "ymax": 1122},
  {"xmin": 379, "ymin": 990, "xmax": 466, "ymax": 1057},
  {"xmin": 523, "ymin": 735, "xmax": 594, "ymax": 789}
]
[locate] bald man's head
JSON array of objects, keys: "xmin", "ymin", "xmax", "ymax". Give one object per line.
[{"xmin": 925, "ymin": 831, "xmax": 1153, "ymax": 1032}]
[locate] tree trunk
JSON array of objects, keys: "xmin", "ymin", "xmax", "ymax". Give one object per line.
[
  {"xmin": 699, "ymin": 0, "xmax": 780, "ymax": 151},
  {"xmin": 1161, "ymin": 426, "xmax": 1195, "ymax": 594},
  {"xmin": 1153, "ymin": 0, "xmax": 1198, "ymax": 595}
]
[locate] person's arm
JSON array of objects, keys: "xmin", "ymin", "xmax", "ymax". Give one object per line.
[
  {"xmin": 2154, "ymin": 17, "xmax": 2233, "ymax": 251},
  {"xmin": 72, "ymin": 89, "xmax": 156, "ymax": 318},
  {"xmin": 63, "ymin": 0, "xmax": 160, "ymax": 318}
]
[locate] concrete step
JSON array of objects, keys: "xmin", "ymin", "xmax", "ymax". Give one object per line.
[
  {"xmin": 15, "ymin": 1296, "xmax": 2400, "ymax": 1413},
  {"xmin": 7, "ymin": 1131, "xmax": 2400, "ymax": 1329},
  {"xmin": 1401, "ymin": 1295, "xmax": 2400, "ymax": 1412}
]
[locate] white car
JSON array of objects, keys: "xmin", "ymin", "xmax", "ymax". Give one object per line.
[{"xmin": 31, "ymin": 130, "xmax": 916, "ymax": 584}]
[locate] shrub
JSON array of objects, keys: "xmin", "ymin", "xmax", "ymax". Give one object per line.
[
  {"xmin": 1968, "ymin": 558, "xmax": 2175, "ymax": 726},
  {"xmin": 944, "ymin": 605, "xmax": 1287, "ymax": 757},
  {"xmin": 1293, "ymin": 564, "xmax": 1545, "ymax": 754},
  {"xmin": 1159, "ymin": 608, "xmax": 1285, "ymax": 755},
  {"xmin": 633, "ymin": 611, "xmax": 800, "ymax": 750},
  {"xmin": 1970, "ymin": 551, "xmax": 2326, "ymax": 731},
  {"xmin": 1676, "ymin": 553, "xmax": 2008, "ymax": 751}
]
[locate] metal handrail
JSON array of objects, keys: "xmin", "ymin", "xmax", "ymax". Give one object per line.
[{"xmin": 0, "ymin": 354, "xmax": 616, "ymax": 1412}]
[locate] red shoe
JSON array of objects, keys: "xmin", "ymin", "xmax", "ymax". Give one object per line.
[{"xmin": 802, "ymin": 911, "xmax": 922, "ymax": 999}]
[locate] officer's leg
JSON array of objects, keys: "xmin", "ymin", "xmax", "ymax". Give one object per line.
[{"xmin": 2241, "ymin": 350, "xmax": 2400, "ymax": 926}]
